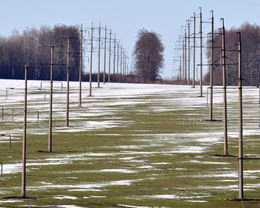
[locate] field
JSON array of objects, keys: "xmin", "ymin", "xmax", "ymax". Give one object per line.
[{"xmin": 0, "ymin": 79, "xmax": 259, "ymax": 208}]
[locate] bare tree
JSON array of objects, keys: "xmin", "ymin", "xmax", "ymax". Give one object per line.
[
  {"xmin": 204, "ymin": 23, "xmax": 260, "ymax": 86},
  {"xmin": 0, "ymin": 25, "xmax": 80, "ymax": 81},
  {"xmin": 134, "ymin": 29, "xmax": 164, "ymax": 82}
]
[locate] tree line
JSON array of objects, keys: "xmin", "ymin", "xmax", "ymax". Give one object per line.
[
  {"xmin": 0, "ymin": 26, "xmax": 166, "ymax": 83},
  {"xmin": 0, "ymin": 25, "xmax": 80, "ymax": 81},
  {"xmin": 204, "ymin": 23, "xmax": 260, "ymax": 86}
]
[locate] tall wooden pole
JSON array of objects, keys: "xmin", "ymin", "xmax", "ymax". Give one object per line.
[
  {"xmin": 48, "ymin": 45, "xmax": 54, "ymax": 152},
  {"xmin": 187, "ymin": 20, "xmax": 190, "ymax": 85},
  {"xmin": 120, "ymin": 46, "xmax": 123, "ymax": 75},
  {"xmin": 179, "ymin": 56, "xmax": 182, "ymax": 80},
  {"xmin": 113, "ymin": 36, "xmax": 116, "ymax": 75},
  {"xmin": 209, "ymin": 11, "xmax": 214, "ymax": 121},
  {"xmin": 22, "ymin": 64, "xmax": 28, "ymax": 198},
  {"xmin": 89, "ymin": 26, "xmax": 93, "ymax": 96},
  {"xmin": 193, "ymin": 12, "xmax": 196, "ymax": 88},
  {"xmin": 117, "ymin": 42, "xmax": 119, "ymax": 74},
  {"xmin": 124, "ymin": 53, "xmax": 127, "ymax": 75},
  {"xmin": 184, "ymin": 30, "xmax": 187, "ymax": 81},
  {"xmin": 182, "ymin": 38, "xmax": 185, "ymax": 80},
  {"xmin": 79, "ymin": 25, "xmax": 83, "ymax": 107},
  {"xmin": 97, "ymin": 25, "xmax": 101, "ymax": 88},
  {"xmin": 108, "ymin": 30, "xmax": 112, "ymax": 82},
  {"xmin": 221, "ymin": 18, "xmax": 228, "ymax": 156},
  {"xmin": 66, "ymin": 37, "xmax": 70, "ymax": 127},
  {"xmin": 199, "ymin": 7, "xmax": 203, "ymax": 97},
  {"xmin": 123, "ymin": 51, "xmax": 125, "ymax": 75},
  {"xmin": 238, "ymin": 32, "xmax": 244, "ymax": 200},
  {"xmin": 103, "ymin": 26, "xmax": 107, "ymax": 84}
]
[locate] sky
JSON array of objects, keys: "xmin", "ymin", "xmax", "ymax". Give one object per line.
[{"xmin": 0, "ymin": 0, "xmax": 259, "ymax": 79}]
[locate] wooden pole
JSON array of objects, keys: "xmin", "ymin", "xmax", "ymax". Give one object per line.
[
  {"xmin": 187, "ymin": 20, "xmax": 190, "ymax": 85},
  {"xmin": 79, "ymin": 25, "xmax": 83, "ymax": 107},
  {"xmin": 209, "ymin": 11, "xmax": 214, "ymax": 121},
  {"xmin": 66, "ymin": 37, "xmax": 70, "ymax": 127},
  {"xmin": 117, "ymin": 42, "xmax": 119, "ymax": 74},
  {"xmin": 113, "ymin": 36, "xmax": 116, "ymax": 75},
  {"xmin": 48, "ymin": 45, "xmax": 54, "ymax": 152},
  {"xmin": 97, "ymin": 25, "xmax": 101, "ymax": 88},
  {"xmin": 179, "ymin": 56, "xmax": 182, "ymax": 80},
  {"xmin": 238, "ymin": 31, "xmax": 244, "ymax": 200},
  {"xmin": 108, "ymin": 30, "xmax": 112, "ymax": 82},
  {"xmin": 193, "ymin": 12, "xmax": 196, "ymax": 88},
  {"xmin": 182, "ymin": 38, "xmax": 185, "ymax": 80},
  {"xmin": 103, "ymin": 26, "xmax": 107, "ymax": 84},
  {"xmin": 221, "ymin": 18, "xmax": 228, "ymax": 156},
  {"xmin": 89, "ymin": 26, "xmax": 93, "ymax": 96},
  {"xmin": 199, "ymin": 7, "xmax": 203, "ymax": 97},
  {"xmin": 120, "ymin": 46, "xmax": 123, "ymax": 75},
  {"xmin": 184, "ymin": 30, "xmax": 187, "ymax": 81},
  {"xmin": 124, "ymin": 51, "xmax": 127, "ymax": 75},
  {"xmin": 22, "ymin": 64, "xmax": 28, "ymax": 198}
]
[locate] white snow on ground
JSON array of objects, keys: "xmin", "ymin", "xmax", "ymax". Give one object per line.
[
  {"xmin": 0, "ymin": 79, "xmax": 260, "ymax": 205},
  {"xmin": 26, "ymin": 179, "xmax": 140, "ymax": 192}
]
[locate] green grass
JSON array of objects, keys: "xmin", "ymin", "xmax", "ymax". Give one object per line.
[{"xmin": 0, "ymin": 84, "xmax": 259, "ymax": 207}]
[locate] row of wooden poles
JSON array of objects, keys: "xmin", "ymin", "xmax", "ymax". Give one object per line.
[
  {"xmin": 86, "ymin": 24, "xmax": 131, "ymax": 97},
  {"xmin": 174, "ymin": 7, "xmax": 209, "ymax": 97},
  {"xmin": 17, "ymin": 23, "xmax": 130, "ymax": 198},
  {"xmin": 175, "ymin": 7, "xmax": 247, "ymax": 201},
  {"xmin": 19, "ymin": 29, "xmax": 245, "ymax": 200}
]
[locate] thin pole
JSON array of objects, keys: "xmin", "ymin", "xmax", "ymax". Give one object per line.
[
  {"xmin": 48, "ymin": 45, "xmax": 54, "ymax": 152},
  {"xmin": 103, "ymin": 26, "xmax": 107, "ymax": 84},
  {"xmin": 120, "ymin": 46, "xmax": 123, "ymax": 75},
  {"xmin": 66, "ymin": 37, "xmax": 70, "ymax": 127},
  {"xmin": 179, "ymin": 56, "xmax": 182, "ymax": 80},
  {"xmin": 22, "ymin": 64, "xmax": 28, "ymax": 198},
  {"xmin": 79, "ymin": 25, "xmax": 83, "ymax": 107},
  {"xmin": 124, "ymin": 53, "xmax": 127, "ymax": 75},
  {"xmin": 123, "ymin": 49, "xmax": 125, "ymax": 75},
  {"xmin": 117, "ymin": 42, "xmax": 119, "ymax": 74},
  {"xmin": 238, "ymin": 32, "xmax": 244, "ymax": 200},
  {"xmin": 108, "ymin": 30, "xmax": 112, "ymax": 82},
  {"xmin": 187, "ymin": 20, "xmax": 190, "ymax": 85},
  {"xmin": 113, "ymin": 36, "xmax": 116, "ymax": 75},
  {"xmin": 123, "ymin": 51, "xmax": 125, "ymax": 75},
  {"xmin": 199, "ymin": 7, "xmax": 203, "ymax": 97},
  {"xmin": 97, "ymin": 25, "xmax": 101, "ymax": 88},
  {"xmin": 184, "ymin": 30, "xmax": 187, "ymax": 81},
  {"xmin": 209, "ymin": 11, "xmax": 214, "ymax": 120},
  {"xmin": 89, "ymin": 26, "xmax": 93, "ymax": 96},
  {"xmin": 193, "ymin": 12, "xmax": 196, "ymax": 88},
  {"xmin": 221, "ymin": 18, "xmax": 228, "ymax": 156},
  {"xmin": 182, "ymin": 38, "xmax": 185, "ymax": 80}
]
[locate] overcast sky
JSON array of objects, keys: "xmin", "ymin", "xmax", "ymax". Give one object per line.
[{"xmin": 0, "ymin": 0, "xmax": 259, "ymax": 79}]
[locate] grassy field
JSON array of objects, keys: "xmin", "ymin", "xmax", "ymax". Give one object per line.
[{"xmin": 0, "ymin": 80, "xmax": 259, "ymax": 207}]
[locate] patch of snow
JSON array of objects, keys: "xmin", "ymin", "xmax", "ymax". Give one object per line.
[
  {"xmin": 54, "ymin": 195, "xmax": 78, "ymax": 200},
  {"xmin": 99, "ymin": 169, "xmax": 137, "ymax": 174}
]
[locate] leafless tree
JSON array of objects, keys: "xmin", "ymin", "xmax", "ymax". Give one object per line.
[
  {"xmin": 204, "ymin": 23, "xmax": 260, "ymax": 86},
  {"xmin": 134, "ymin": 29, "xmax": 164, "ymax": 82}
]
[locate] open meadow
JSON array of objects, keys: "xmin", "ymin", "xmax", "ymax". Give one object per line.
[{"xmin": 0, "ymin": 79, "xmax": 259, "ymax": 207}]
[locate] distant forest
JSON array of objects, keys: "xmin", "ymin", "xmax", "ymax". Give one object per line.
[
  {"xmin": 0, "ymin": 25, "xmax": 81, "ymax": 81},
  {"xmin": 204, "ymin": 23, "xmax": 260, "ymax": 86}
]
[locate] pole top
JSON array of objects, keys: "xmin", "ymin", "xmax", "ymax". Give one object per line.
[
  {"xmin": 237, "ymin": 32, "xmax": 241, "ymax": 41},
  {"xmin": 220, "ymin": 18, "xmax": 225, "ymax": 27}
]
